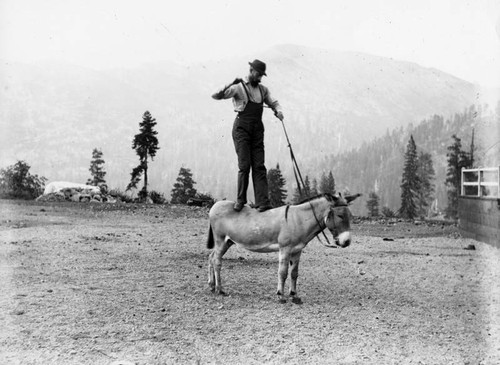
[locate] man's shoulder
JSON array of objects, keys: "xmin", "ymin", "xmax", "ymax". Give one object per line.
[{"xmin": 258, "ymin": 83, "xmax": 270, "ymax": 93}]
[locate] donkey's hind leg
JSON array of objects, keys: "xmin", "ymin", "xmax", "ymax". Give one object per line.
[
  {"xmin": 289, "ymin": 250, "xmax": 303, "ymax": 304},
  {"xmin": 210, "ymin": 238, "xmax": 234, "ymax": 295},
  {"xmin": 277, "ymin": 249, "xmax": 291, "ymax": 303},
  {"xmin": 208, "ymin": 250, "xmax": 216, "ymax": 292}
]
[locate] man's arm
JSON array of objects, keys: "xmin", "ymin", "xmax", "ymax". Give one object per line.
[
  {"xmin": 263, "ymin": 87, "xmax": 284, "ymax": 120},
  {"xmin": 212, "ymin": 78, "xmax": 243, "ymax": 100}
]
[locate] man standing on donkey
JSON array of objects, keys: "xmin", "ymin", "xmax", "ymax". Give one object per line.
[{"xmin": 212, "ymin": 59, "xmax": 284, "ymax": 212}]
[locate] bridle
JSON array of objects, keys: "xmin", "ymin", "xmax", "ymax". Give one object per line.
[
  {"xmin": 323, "ymin": 204, "xmax": 349, "ymax": 246},
  {"xmin": 313, "ymin": 198, "xmax": 349, "ymax": 248},
  {"xmin": 268, "ymin": 108, "xmax": 349, "ymax": 248}
]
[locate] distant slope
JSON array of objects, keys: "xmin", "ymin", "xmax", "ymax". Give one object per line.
[
  {"xmin": 0, "ymin": 45, "xmax": 482, "ymax": 201},
  {"xmin": 316, "ymin": 106, "xmax": 500, "ymax": 216}
]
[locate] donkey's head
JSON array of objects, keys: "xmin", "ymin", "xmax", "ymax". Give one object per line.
[{"xmin": 325, "ymin": 193, "xmax": 361, "ymax": 248}]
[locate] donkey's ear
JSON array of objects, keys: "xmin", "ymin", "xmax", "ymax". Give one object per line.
[
  {"xmin": 330, "ymin": 192, "xmax": 341, "ymax": 201},
  {"xmin": 345, "ymin": 193, "xmax": 362, "ymax": 203}
]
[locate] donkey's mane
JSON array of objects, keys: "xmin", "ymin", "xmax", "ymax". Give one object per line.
[{"xmin": 294, "ymin": 192, "xmax": 337, "ymax": 205}]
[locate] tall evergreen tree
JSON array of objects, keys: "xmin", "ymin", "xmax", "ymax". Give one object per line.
[
  {"xmin": 445, "ymin": 134, "xmax": 472, "ymax": 219},
  {"xmin": 86, "ymin": 148, "xmax": 106, "ymax": 187},
  {"xmin": 366, "ymin": 191, "xmax": 380, "ymax": 218},
  {"xmin": 328, "ymin": 171, "xmax": 336, "ymax": 194},
  {"xmin": 319, "ymin": 171, "xmax": 336, "ymax": 195},
  {"xmin": 469, "ymin": 128, "xmax": 475, "ymax": 168},
  {"xmin": 303, "ymin": 175, "xmax": 312, "ymax": 196},
  {"xmin": 127, "ymin": 111, "xmax": 160, "ymax": 199},
  {"xmin": 399, "ymin": 135, "xmax": 420, "ymax": 219},
  {"xmin": 416, "ymin": 152, "xmax": 435, "ymax": 217},
  {"xmin": 319, "ymin": 172, "xmax": 327, "ymax": 194},
  {"xmin": 267, "ymin": 164, "xmax": 287, "ymax": 207},
  {"xmin": 292, "ymin": 175, "xmax": 312, "ymax": 203},
  {"xmin": 170, "ymin": 167, "xmax": 197, "ymax": 204},
  {"xmin": 310, "ymin": 178, "xmax": 319, "ymax": 196}
]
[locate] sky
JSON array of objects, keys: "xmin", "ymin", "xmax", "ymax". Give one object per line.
[{"xmin": 1, "ymin": 0, "xmax": 500, "ymax": 87}]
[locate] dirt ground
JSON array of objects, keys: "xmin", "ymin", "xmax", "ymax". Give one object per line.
[{"xmin": 1, "ymin": 199, "xmax": 499, "ymax": 365}]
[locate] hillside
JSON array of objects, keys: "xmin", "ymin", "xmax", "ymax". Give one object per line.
[
  {"xmin": 316, "ymin": 106, "xmax": 500, "ymax": 215},
  {"xmin": 0, "ymin": 44, "xmax": 483, "ymax": 204}
]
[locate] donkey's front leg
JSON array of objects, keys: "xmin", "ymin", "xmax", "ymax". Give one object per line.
[
  {"xmin": 289, "ymin": 250, "xmax": 303, "ymax": 304},
  {"xmin": 277, "ymin": 249, "xmax": 291, "ymax": 303}
]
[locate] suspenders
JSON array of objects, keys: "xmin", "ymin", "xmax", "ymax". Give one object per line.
[{"xmin": 240, "ymin": 82, "xmax": 263, "ymax": 104}]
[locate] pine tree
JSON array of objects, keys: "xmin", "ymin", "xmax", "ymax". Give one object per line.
[
  {"xmin": 319, "ymin": 172, "xmax": 328, "ymax": 194},
  {"xmin": 445, "ymin": 134, "xmax": 472, "ymax": 219},
  {"xmin": 86, "ymin": 148, "xmax": 106, "ymax": 188},
  {"xmin": 311, "ymin": 178, "xmax": 319, "ymax": 196},
  {"xmin": 469, "ymin": 128, "xmax": 475, "ymax": 168},
  {"xmin": 327, "ymin": 171, "xmax": 335, "ymax": 194},
  {"xmin": 170, "ymin": 167, "xmax": 197, "ymax": 204},
  {"xmin": 267, "ymin": 164, "xmax": 287, "ymax": 207},
  {"xmin": 399, "ymin": 135, "xmax": 420, "ymax": 219},
  {"xmin": 416, "ymin": 152, "xmax": 435, "ymax": 217},
  {"xmin": 319, "ymin": 171, "xmax": 335, "ymax": 194},
  {"xmin": 366, "ymin": 191, "xmax": 380, "ymax": 218},
  {"xmin": 292, "ymin": 175, "xmax": 312, "ymax": 203},
  {"xmin": 127, "ymin": 111, "xmax": 160, "ymax": 199},
  {"xmin": 304, "ymin": 175, "xmax": 312, "ymax": 197}
]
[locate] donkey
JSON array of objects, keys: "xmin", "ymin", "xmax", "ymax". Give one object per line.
[{"xmin": 207, "ymin": 192, "xmax": 360, "ymax": 303}]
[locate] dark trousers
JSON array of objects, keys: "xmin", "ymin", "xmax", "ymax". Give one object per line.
[{"xmin": 232, "ymin": 117, "xmax": 270, "ymax": 206}]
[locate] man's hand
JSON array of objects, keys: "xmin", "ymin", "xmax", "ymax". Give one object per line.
[{"xmin": 275, "ymin": 111, "xmax": 284, "ymax": 121}]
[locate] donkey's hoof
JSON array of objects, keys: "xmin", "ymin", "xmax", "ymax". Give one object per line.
[
  {"xmin": 216, "ymin": 289, "xmax": 227, "ymax": 296},
  {"xmin": 291, "ymin": 296, "xmax": 303, "ymax": 305}
]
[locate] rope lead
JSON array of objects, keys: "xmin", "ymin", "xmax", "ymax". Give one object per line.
[{"xmin": 277, "ymin": 117, "xmax": 333, "ymax": 246}]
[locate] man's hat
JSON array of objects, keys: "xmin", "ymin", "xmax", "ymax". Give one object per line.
[{"xmin": 248, "ymin": 59, "xmax": 267, "ymax": 76}]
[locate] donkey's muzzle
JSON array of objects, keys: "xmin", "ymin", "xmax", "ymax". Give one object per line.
[{"xmin": 336, "ymin": 232, "xmax": 351, "ymax": 248}]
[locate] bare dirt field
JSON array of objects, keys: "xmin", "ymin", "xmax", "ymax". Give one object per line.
[{"xmin": 1, "ymin": 199, "xmax": 499, "ymax": 365}]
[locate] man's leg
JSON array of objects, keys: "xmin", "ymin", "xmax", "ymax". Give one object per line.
[
  {"xmin": 232, "ymin": 119, "xmax": 251, "ymax": 206},
  {"xmin": 251, "ymin": 127, "xmax": 271, "ymax": 208}
]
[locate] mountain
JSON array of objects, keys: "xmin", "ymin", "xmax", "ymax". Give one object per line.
[{"xmin": 0, "ymin": 44, "xmax": 484, "ymax": 204}]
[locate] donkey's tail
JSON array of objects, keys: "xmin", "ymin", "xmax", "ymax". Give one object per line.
[{"xmin": 207, "ymin": 224, "xmax": 214, "ymax": 249}]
